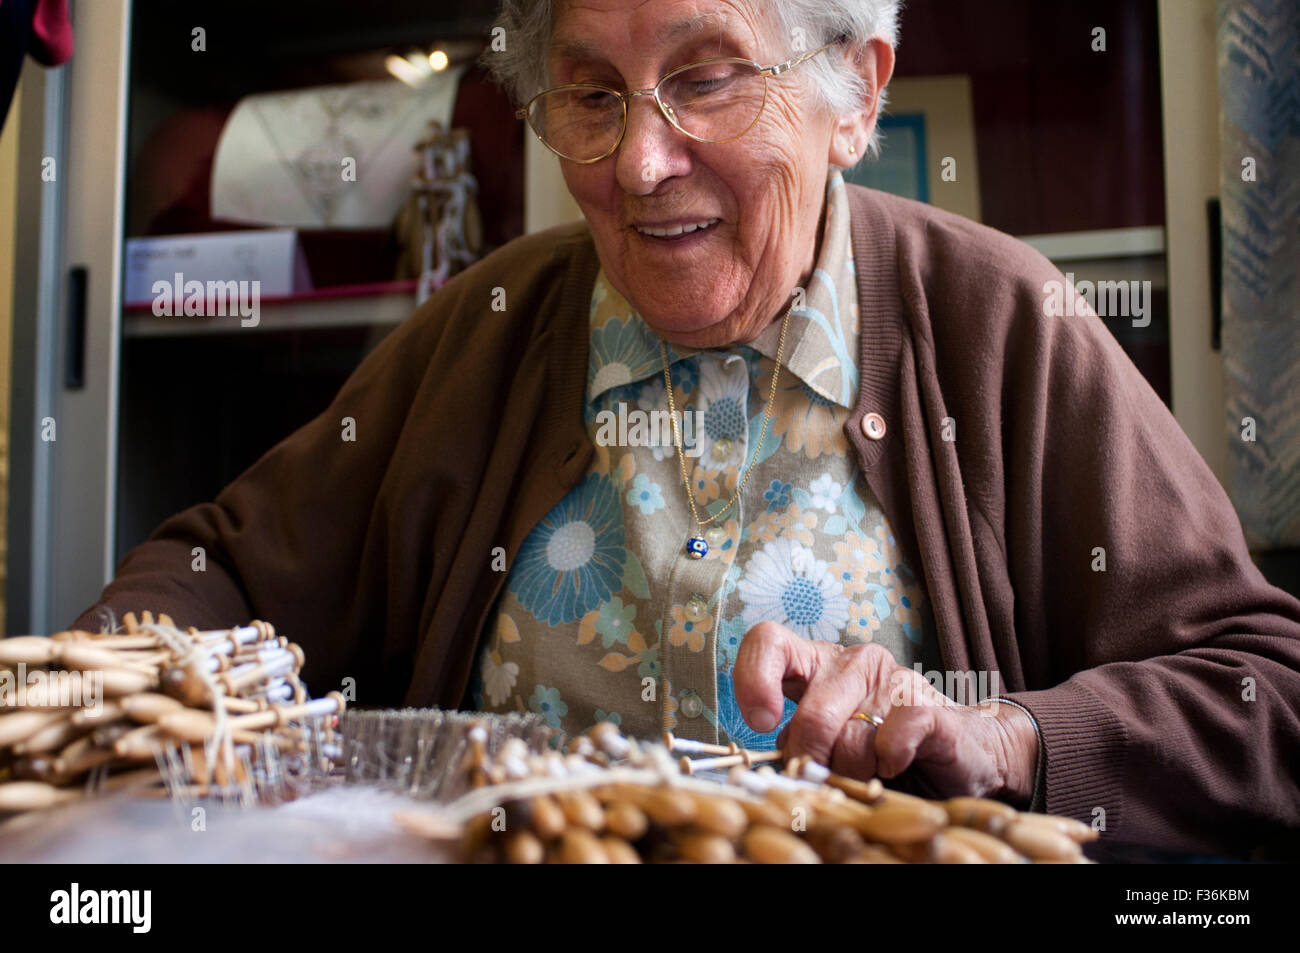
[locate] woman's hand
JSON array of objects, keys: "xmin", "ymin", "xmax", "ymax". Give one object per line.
[{"xmin": 732, "ymin": 622, "xmax": 1039, "ymax": 806}]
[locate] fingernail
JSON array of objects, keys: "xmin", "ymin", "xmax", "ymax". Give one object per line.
[{"xmin": 745, "ymin": 708, "xmax": 777, "ymax": 732}]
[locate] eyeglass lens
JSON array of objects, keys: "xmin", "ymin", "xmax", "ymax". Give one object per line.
[{"xmin": 529, "ymin": 60, "xmax": 766, "ymax": 161}]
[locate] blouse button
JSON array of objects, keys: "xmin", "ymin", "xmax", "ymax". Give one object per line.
[
  {"xmin": 680, "ymin": 691, "xmax": 703, "ymax": 719},
  {"xmin": 684, "ymin": 595, "xmax": 709, "ymax": 623},
  {"xmin": 861, "ymin": 412, "xmax": 887, "ymax": 441}
]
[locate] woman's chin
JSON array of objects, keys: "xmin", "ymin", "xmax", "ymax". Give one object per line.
[{"xmin": 631, "ymin": 299, "xmax": 738, "ymax": 345}]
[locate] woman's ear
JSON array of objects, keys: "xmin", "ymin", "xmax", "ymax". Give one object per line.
[{"xmin": 827, "ymin": 36, "xmax": 896, "ymax": 167}]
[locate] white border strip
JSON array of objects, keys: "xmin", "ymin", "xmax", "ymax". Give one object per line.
[{"xmin": 1019, "ymin": 227, "xmax": 1166, "ymax": 262}]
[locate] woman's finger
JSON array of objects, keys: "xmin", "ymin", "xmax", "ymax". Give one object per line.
[
  {"xmin": 732, "ymin": 622, "xmax": 824, "ymax": 733},
  {"xmin": 828, "ymin": 714, "xmax": 881, "ymax": 780},
  {"xmin": 874, "ymin": 702, "xmax": 945, "ymax": 780},
  {"xmin": 781, "ymin": 643, "xmax": 893, "ymax": 765}
]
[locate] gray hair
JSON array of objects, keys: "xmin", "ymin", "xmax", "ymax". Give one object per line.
[{"xmin": 485, "ymin": 0, "xmax": 902, "ymax": 160}]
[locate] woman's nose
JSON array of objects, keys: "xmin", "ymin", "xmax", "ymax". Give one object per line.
[{"xmin": 614, "ymin": 94, "xmax": 691, "ymax": 195}]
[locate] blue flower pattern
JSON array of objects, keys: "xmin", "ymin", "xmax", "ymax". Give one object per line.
[{"xmin": 476, "ymin": 170, "xmax": 933, "ymax": 747}]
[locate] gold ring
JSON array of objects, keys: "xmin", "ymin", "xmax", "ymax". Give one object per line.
[{"xmin": 852, "ymin": 711, "xmax": 884, "ymax": 727}]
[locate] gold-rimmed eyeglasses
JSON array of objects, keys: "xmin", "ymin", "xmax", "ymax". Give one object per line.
[{"xmin": 516, "ymin": 37, "xmax": 844, "ymax": 163}]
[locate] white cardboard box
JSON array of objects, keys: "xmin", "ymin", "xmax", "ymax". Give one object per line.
[{"xmin": 124, "ymin": 229, "xmax": 312, "ymax": 306}]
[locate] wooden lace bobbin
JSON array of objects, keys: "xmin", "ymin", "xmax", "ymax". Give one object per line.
[
  {"xmin": 942, "ymin": 825, "xmax": 1028, "ymax": 864},
  {"xmin": 157, "ymin": 661, "xmax": 212, "ymax": 708},
  {"xmin": 503, "ymin": 830, "xmax": 546, "ymax": 865},
  {"xmin": 600, "ymin": 836, "xmax": 642, "ymax": 864},
  {"xmin": 1011, "ymin": 810, "xmax": 1098, "ymax": 843},
  {"xmin": 0, "ymin": 780, "xmax": 81, "ymax": 812},
  {"xmin": 683, "ymin": 791, "xmax": 748, "ymax": 839},
  {"xmin": 0, "ymin": 689, "xmax": 69, "ymax": 710},
  {"xmin": 743, "ymin": 761, "xmax": 930, "ymax": 845},
  {"xmin": 49, "ymin": 734, "xmax": 117, "ymax": 781},
  {"xmin": 120, "ymin": 693, "xmax": 186, "ymax": 724},
  {"xmin": 96, "ymin": 668, "xmax": 160, "ymax": 698},
  {"xmin": 891, "ymin": 832, "xmax": 987, "ymax": 864},
  {"xmin": 1000, "ymin": 820, "xmax": 1083, "ymax": 861},
  {"xmin": 155, "ymin": 693, "xmax": 346, "ymax": 743},
  {"xmin": 51, "ymin": 632, "xmax": 162, "ymax": 650},
  {"xmin": 526, "ymin": 795, "xmax": 568, "ymax": 840},
  {"xmin": 70, "ymin": 702, "xmax": 126, "ymax": 728},
  {"xmin": 459, "ymin": 724, "xmax": 490, "ymax": 789},
  {"xmin": 873, "ymin": 786, "xmax": 942, "ymax": 812},
  {"xmin": 735, "ymin": 796, "xmax": 788, "ymax": 828},
  {"xmin": 120, "ymin": 611, "xmax": 156, "ymax": 634},
  {"xmin": 743, "ymin": 826, "xmax": 821, "ymax": 864},
  {"xmin": 853, "ymin": 803, "xmax": 949, "ymax": 845},
  {"xmin": 565, "ymin": 735, "xmax": 600, "ymax": 761},
  {"xmin": 179, "ymin": 743, "xmax": 252, "ymax": 789},
  {"xmin": 558, "ymin": 827, "xmax": 609, "ymax": 864},
  {"xmin": 158, "ymin": 627, "xmax": 284, "ymax": 707},
  {"xmin": 118, "ymin": 724, "xmax": 286, "ymax": 766},
  {"xmin": 11, "ymin": 714, "xmax": 88, "ymax": 756},
  {"xmin": 218, "ymin": 647, "xmax": 300, "ymax": 696},
  {"xmin": 671, "ymin": 828, "xmax": 736, "ymax": 864},
  {"xmin": 554, "ymin": 789, "xmax": 605, "ymax": 831},
  {"xmin": 455, "ymin": 811, "xmax": 500, "ymax": 862},
  {"xmin": 757, "ymin": 785, "xmax": 822, "ymax": 831},
  {"xmin": 88, "ymin": 721, "xmax": 132, "ymax": 752},
  {"xmin": 0, "ymin": 709, "xmax": 72, "ymax": 748},
  {"xmin": 251, "ymin": 681, "xmax": 295, "ymax": 705},
  {"xmin": 602, "ymin": 799, "xmax": 648, "ymax": 840},
  {"xmin": 661, "ymin": 732, "xmax": 731, "ymax": 757},
  {"xmin": 0, "ymin": 637, "xmax": 61, "ymax": 666},
  {"xmin": 117, "ymin": 610, "xmax": 175, "ymax": 632},
  {"xmin": 799, "ymin": 794, "xmax": 881, "ymax": 836},
  {"xmin": 1032, "ymin": 854, "xmax": 1095, "ymax": 864},
  {"xmin": 195, "ymin": 625, "xmax": 269, "ymax": 655},
  {"xmin": 607, "ymin": 783, "xmax": 697, "ymax": 827},
  {"xmin": 822, "ymin": 773, "xmax": 885, "ymax": 805},
  {"xmin": 943, "ymin": 795, "xmax": 1019, "ymax": 834},
  {"xmin": 111, "ymin": 725, "xmax": 166, "ymax": 761},
  {"xmin": 804, "ymin": 823, "xmax": 868, "ymax": 863},
  {"xmin": 56, "ymin": 645, "xmax": 164, "ymax": 675},
  {"xmin": 677, "ymin": 748, "xmax": 782, "ymax": 776}
]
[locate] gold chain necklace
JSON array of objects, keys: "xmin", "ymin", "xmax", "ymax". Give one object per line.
[{"xmin": 659, "ymin": 308, "xmax": 793, "ymax": 559}]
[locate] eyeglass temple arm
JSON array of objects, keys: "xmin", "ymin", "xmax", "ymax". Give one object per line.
[{"xmin": 764, "ymin": 34, "xmax": 848, "ymax": 76}]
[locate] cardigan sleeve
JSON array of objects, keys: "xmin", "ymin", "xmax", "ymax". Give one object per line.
[
  {"xmin": 69, "ymin": 292, "xmax": 450, "ymax": 695},
  {"xmin": 953, "ymin": 244, "xmax": 1300, "ymax": 856}
]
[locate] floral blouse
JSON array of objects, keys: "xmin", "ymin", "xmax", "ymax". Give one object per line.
[{"xmin": 470, "ymin": 170, "xmax": 934, "ymax": 748}]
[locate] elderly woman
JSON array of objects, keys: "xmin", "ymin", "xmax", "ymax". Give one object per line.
[{"xmin": 76, "ymin": 0, "xmax": 1300, "ymax": 857}]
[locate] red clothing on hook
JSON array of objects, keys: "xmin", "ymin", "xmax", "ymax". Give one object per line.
[{"xmin": 27, "ymin": 0, "xmax": 73, "ymax": 66}]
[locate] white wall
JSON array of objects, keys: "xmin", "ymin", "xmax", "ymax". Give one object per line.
[
  {"xmin": 524, "ymin": 133, "xmax": 583, "ymax": 234},
  {"xmin": 1159, "ymin": 0, "xmax": 1226, "ymax": 484}
]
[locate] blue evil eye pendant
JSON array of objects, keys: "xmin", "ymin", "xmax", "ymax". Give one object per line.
[{"xmin": 686, "ymin": 536, "xmax": 709, "ymax": 560}]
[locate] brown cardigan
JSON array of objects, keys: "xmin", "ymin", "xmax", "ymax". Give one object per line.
[{"xmin": 76, "ymin": 185, "xmax": 1300, "ymax": 856}]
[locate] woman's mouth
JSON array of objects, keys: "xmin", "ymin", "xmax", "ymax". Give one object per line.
[{"xmin": 632, "ymin": 218, "xmax": 721, "ymax": 241}]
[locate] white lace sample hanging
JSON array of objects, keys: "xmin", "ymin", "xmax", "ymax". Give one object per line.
[{"xmin": 211, "ymin": 68, "xmax": 466, "ymax": 229}]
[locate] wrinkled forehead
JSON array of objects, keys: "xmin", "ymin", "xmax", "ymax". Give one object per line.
[{"xmin": 549, "ymin": 0, "xmax": 781, "ymax": 75}]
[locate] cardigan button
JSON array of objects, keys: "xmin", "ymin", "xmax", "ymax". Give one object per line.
[
  {"xmin": 679, "ymin": 691, "xmax": 703, "ymax": 719},
  {"xmin": 861, "ymin": 412, "xmax": 887, "ymax": 441}
]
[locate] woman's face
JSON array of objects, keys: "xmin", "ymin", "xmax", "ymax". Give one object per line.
[{"xmin": 550, "ymin": 0, "xmax": 842, "ymax": 348}]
